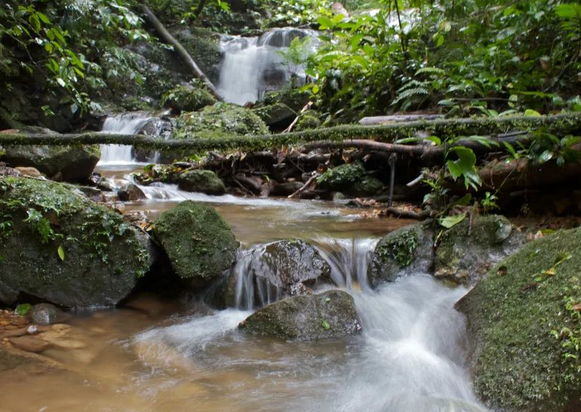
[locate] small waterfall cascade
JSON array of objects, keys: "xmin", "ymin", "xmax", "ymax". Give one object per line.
[
  {"xmin": 98, "ymin": 112, "xmax": 171, "ymax": 165},
  {"xmin": 217, "ymin": 27, "xmax": 318, "ymax": 105},
  {"xmin": 231, "ymin": 237, "xmax": 377, "ymax": 310}
]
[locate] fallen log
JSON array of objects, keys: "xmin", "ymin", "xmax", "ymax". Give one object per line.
[
  {"xmin": 1, "ymin": 113, "xmax": 579, "ymax": 155},
  {"xmin": 142, "ymin": 5, "xmax": 223, "ymax": 101},
  {"xmin": 359, "ymin": 114, "xmax": 444, "ymax": 125}
]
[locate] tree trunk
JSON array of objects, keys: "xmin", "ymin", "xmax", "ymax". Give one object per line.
[{"xmin": 142, "ymin": 5, "xmax": 223, "ymax": 101}]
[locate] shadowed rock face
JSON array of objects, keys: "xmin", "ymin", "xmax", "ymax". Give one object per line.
[
  {"xmin": 152, "ymin": 200, "xmax": 238, "ymax": 287},
  {"xmin": 239, "ymin": 289, "xmax": 361, "ymax": 341},
  {"xmin": 0, "ymin": 177, "xmax": 149, "ymax": 307}
]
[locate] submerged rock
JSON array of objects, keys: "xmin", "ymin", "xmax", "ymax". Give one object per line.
[
  {"xmin": 317, "ymin": 162, "xmax": 383, "ymax": 197},
  {"xmin": 28, "ymin": 303, "xmax": 69, "ymax": 325},
  {"xmin": 2, "ymin": 144, "xmax": 100, "ymax": 182},
  {"xmin": 369, "ymin": 224, "xmax": 434, "ymax": 287},
  {"xmin": 176, "ymin": 170, "xmax": 226, "ymax": 195},
  {"xmin": 239, "ymin": 290, "xmax": 361, "ymax": 341},
  {"xmin": 434, "ymin": 215, "xmax": 525, "ymax": 284},
  {"xmin": 457, "ymin": 228, "xmax": 581, "ymax": 412},
  {"xmin": 152, "ymin": 201, "xmax": 238, "ymax": 287},
  {"xmin": 0, "ymin": 177, "xmax": 150, "ymax": 307}
]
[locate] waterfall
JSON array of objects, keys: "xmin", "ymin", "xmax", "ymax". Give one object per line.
[
  {"xmin": 217, "ymin": 27, "xmax": 318, "ymax": 105},
  {"xmin": 98, "ymin": 112, "xmax": 154, "ymax": 165},
  {"xmin": 231, "ymin": 237, "xmax": 377, "ymax": 310}
]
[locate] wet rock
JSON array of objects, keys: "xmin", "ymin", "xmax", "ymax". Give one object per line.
[
  {"xmin": 457, "ymin": 228, "xmax": 581, "ymax": 412},
  {"xmin": 317, "ymin": 162, "xmax": 383, "ymax": 197},
  {"xmin": 270, "ymin": 181, "xmax": 304, "ymax": 196},
  {"xmin": 239, "ymin": 290, "xmax": 361, "ymax": 341},
  {"xmin": 253, "ymin": 103, "xmax": 296, "ymax": 129},
  {"xmin": 0, "ymin": 177, "xmax": 150, "ymax": 307},
  {"xmin": 176, "ymin": 170, "xmax": 226, "ymax": 195},
  {"xmin": 369, "ymin": 224, "xmax": 434, "ymax": 287},
  {"xmin": 118, "ymin": 183, "xmax": 146, "ymax": 201},
  {"xmin": 152, "ymin": 201, "xmax": 238, "ymax": 288},
  {"xmin": 434, "ymin": 215, "xmax": 526, "ymax": 284},
  {"xmin": 89, "ymin": 173, "xmax": 116, "ymax": 191},
  {"xmin": 28, "ymin": 303, "xmax": 69, "ymax": 325},
  {"xmin": 2, "ymin": 144, "xmax": 100, "ymax": 182},
  {"xmin": 8, "ymin": 335, "xmax": 49, "ymax": 353}
]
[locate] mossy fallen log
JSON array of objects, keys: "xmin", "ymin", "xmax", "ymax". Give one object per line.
[{"xmin": 0, "ymin": 113, "xmax": 579, "ymax": 156}]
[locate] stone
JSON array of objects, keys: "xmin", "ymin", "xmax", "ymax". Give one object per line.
[
  {"xmin": 0, "ymin": 177, "xmax": 150, "ymax": 307},
  {"xmin": 28, "ymin": 303, "xmax": 69, "ymax": 325},
  {"xmin": 176, "ymin": 170, "xmax": 226, "ymax": 195},
  {"xmin": 161, "ymin": 83, "xmax": 216, "ymax": 113},
  {"xmin": 317, "ymin": 162, "xmax": 384, "ymax": 197},
  {"xmin": 434, "ymin": 215, "xmax": 526, "ymax": 284},
  {"xmin": 117, "ymin": 183, "xmax": 146, "ymax": 201},
  {"xmin": 8, "ymin": 336, "xmax": 50, "ymax": 353},
  {"xmin": 239, "ymin": 290, "xmax": 361, "ymax": 341},
  {"xmin": 2, "ymin": 144, "xmax": 100, "ymax": 182},
  {"xmin": 152, "ymin": 201, "xmax": 238, "ymax": 287},
  {"xmin": 457, "ymin": 228, "xmax": 581, "ymax": 412},
  {"xmin": 369, "ymin": 223, "xmax": 434, "ymax": 287},
  {"xmin": 14, "ymin": 167, "xmax": 43, "ymax": 178},
  {"xmin": 253, "ymin": 103, "xmax": 297, "ymax": 129}
]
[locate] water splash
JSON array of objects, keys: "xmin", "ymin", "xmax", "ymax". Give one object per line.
[
  {"xmin": 99, "ymin": 112, "xmax": 154, "ymax": 165},
  {"xmin": 218, "ymin": 28, "xmax": 318, "ymax": 105}
]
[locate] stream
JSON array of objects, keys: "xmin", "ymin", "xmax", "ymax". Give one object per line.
[{"xmin": 0, "ymin": 155, "xmax": 488, "ymax": 412}]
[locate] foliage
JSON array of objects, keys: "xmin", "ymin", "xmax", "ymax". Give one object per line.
[
  {"xmin": 376, "ymin": 228, "xmax": 418, "ymax": 267},
  {"xmin": 306, "ymin": 0, "xmax": 581, "ymax": 120},
  {"xmin": 161, "ymin": 81, "xmax": 217, "ymax": 113}
]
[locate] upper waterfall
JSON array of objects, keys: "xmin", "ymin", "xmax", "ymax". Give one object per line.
[{"xmin": 217, "ymin": 27, "xmax": 318, "ymax": 105}]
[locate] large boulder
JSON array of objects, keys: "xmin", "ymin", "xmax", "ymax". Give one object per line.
[
  {"xmin": 161, "ymin": 83, "xmax": 216, "ymax": 113},
  {"xmin": 253, "ymin": 103, "xmax": 297, "ymax": 130},
  {"xmin": 151, "ymin": 201, "xmax": 238, "ymax": 287},
  {"xmin": 317, "ymin": 162, "xmax": 383, "ymax": 197},
  {"xmin": 434, "ymin": 215, "xmax": 525, "ymax": 284},
  {"xmin": 0, "ymin": 177, "xmax": 149, "ymax": 307},
  {"xmin": 176, "ymin": 170, "xmax": 226, "ymax": 195},
  {"xmin": 457, "ymin": 228, "xmax": 581, "ymax": 412},
  {"xmin": 239, "ymin": 290, "xmax": 361, "ymax": 341},
  {"xmin": 369, "ymin": 224, "xmax": 434, "ymax": 287},
  {"xmin": 2, "ymin": 144, "xmax": 100, "ymax": 182},
  {"xmin": 172, "ymin": 103, "xmax": 269, "ymax": 139}
]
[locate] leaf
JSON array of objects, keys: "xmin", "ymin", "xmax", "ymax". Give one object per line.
[
  {"xmin": 438, "ymin": 213, "xmax": 467, "ymax": 229},
  {"xmin": 556, "ymin": 4, "xmax": 580, "ymax": 19},
  {"xmin": 524, "ymin": 109, "xmax": 542, "ymax": 117},
  {"xmin": 15, "ymin": 303, "xmax": 32, "ymax": 316},
  {"xmin": 57, "ymin": 245, "xmax": 65, "ymax": 261},
  {"xmin": 321, "ymin": 320, "xmax": 331, "ymax": 330}
]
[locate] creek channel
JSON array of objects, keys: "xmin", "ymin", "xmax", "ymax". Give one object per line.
[{"xmin": 0, "ymin": 149, "xmax": 489, "ymax": 412}]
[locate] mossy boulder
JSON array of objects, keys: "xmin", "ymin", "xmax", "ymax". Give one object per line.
[
  {"xmin": 435, "ymin": 215, "xmax": 525, "ymax": 284},
  {"xmin": 151, "ymin": 201, "xmax": 238, "ymax": 287},
  {"xmin": 295, "ymin": 112, "xmax": 322, "ymax": 131},
  {"xmin": 176, "ymin": 170, "xmax": 226, "ymax": 195},
  {"xmin": 457, "ymin": 228, "xmax": 581, "ymax": 412},
  {"xmin": 317, "ymin": 162, "xmax": 383, "ymax": 197},
  {"xmin": 0, "ymin": 177, "xmax": 149, "ymax": 307},
  {"xmin": 161, "ymin": 83, "xmax": 216, "ymax": 113},
  {"xmin": 369, "ymin": 224, "xmax": 434, "ymax": 287},
  {"xmin": 253, "ymin": 103, "xmax": 296, "ymax": 129},
  {"xmin": 239, "ymin": 290, "xmax": 361, "ymax": 341},
  {"xmin": 172, "ymin": 103, "xmax": 269, "ymax": 139},
  {"xmin": 2, "ymin": 144, "xmax": 100, "ymax": 182}
]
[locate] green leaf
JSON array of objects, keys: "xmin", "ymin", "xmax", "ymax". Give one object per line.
[
  {"xmin": 438, "ymin": 213, "xmax": 467, "ymax": 229},
  {"xmin": 556, "ymin": 4, "xmax": 580, "ymax": 19},
  {"xmin": 524, "ymin": 109, "xmax": 542, "ymax": 117},
  {"xmin": 15, "ymin": 303, "xmax": 32, "ymax": 316},
  {"xmin": 57, "ymin": 245, "xmax": 65, "ymax": 261},
  {"xmin": 321, "ymin": 319, "xmax": 331, "ymax": 330}
]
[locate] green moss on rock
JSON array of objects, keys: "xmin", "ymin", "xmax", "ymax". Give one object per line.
[
  {"xmin": 161, "ymin": 82, "xmax": 216, "ymax": 113},
  {"xmin": 152, "ymin": 201, "xmax": 238, "ymax": 284},
  {"xmin": 317, "ymin": 162, "xmax": 383, "ymax": 197},
  {"xmin": 176, "ymin": 170, "xmax": 226, "ymax": 195},
  {"xmin": 0, "ymin": 177, "xmax": 149, "ymax": 307},
  {"xmin": 172, "ymin": 103, "xmax": 270, "ymax": 139},
  {"xmin": 435, "ymin": 215, "xmax": 525, "ymax": 284},
  {"xmin": 369, "ymin": 223, "xmax": 434, "ymax": 287},
  {"xmin": 457, "ymin": 228, "xmax": 581, "ymax": 412},
  {"xmin": 239, "ymin": 290, "xmax": 361, "ymax": 341}
]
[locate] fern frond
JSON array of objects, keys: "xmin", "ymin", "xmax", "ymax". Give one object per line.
[
  {"xmin": 392, "ymin": 87, "xmax": 429, "ymax": 105},
  {"xmin": 415, "ymin": 67, "xmax": 446, "ymax": 76}
]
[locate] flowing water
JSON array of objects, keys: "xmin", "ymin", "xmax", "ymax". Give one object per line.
[
  {"xmin": 218, "ymin": 28, "xmax": 318, "ymax": 105},
  {"xmin": 0, "ymin": 161, "xmax": 488, "ymax": 412}
]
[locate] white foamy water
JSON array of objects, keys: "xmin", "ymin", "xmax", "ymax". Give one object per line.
[{"xmin": 99, "ymin": 112, "xmax": 153, "ymax": 165}]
